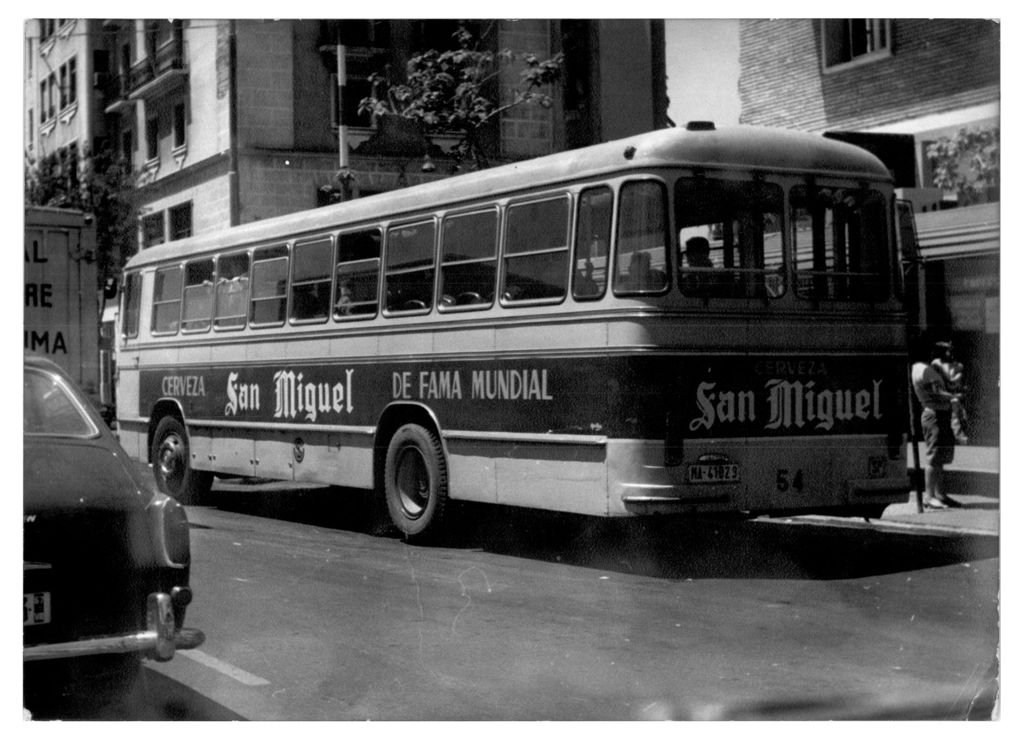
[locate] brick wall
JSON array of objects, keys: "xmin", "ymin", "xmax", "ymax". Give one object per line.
[
  {"xmin": 498, "ymin": 20, "xmax": 555, "ymax": 158},
  {"xmin": 235, "ymin": 20, "xmax": 295, "ymax": 149},
  {"xmin": 739, "ymin": 19, "xmax": 1000, "ymax": 132}
]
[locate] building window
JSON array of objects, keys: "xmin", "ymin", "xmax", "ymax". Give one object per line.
[
  {"xmin": 57, "ymin": 57, "xmax": 77, "ymax": 110},
  {"xmin": 142, "ymin": 212, "xmax": 165, "ymax": 248},
  {"xmin": 821, "ymin": 19, "xmax": 891, "ymax": 69},
  {"xmin": 145, "ymin": 116, "xmax": 159, "ymax": 161},
  {"xmin": 173, "ymin": 102, "xmax": 186, "ymax": 149},
  {"xmin": 39, "ymin": 19, "xmax": 56, "ymax": 44},
  {"xmin": 170, "ymin": 202, "xmax": 193, "ymax": 241},
  {"xmin": 121, "ymin": 127, "xmax": 134, "ymax": 162}
]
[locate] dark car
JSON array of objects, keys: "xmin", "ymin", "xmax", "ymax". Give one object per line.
[{"xmin": 23, "ymin": 354, "xmax": 203, "ymax": 711}]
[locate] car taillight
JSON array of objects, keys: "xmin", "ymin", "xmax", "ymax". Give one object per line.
[{"xmin": 151, "ymin": 497, "xmax": 191, "ymax": 567}]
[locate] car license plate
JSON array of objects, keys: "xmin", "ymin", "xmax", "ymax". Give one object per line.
[
  {"xmin": 24, "ymin": 592, "xmax": 51, "ymax": 626},
  {"xmin": 688, "ymin": 462, "xmax": 740, "ymax": 484}
]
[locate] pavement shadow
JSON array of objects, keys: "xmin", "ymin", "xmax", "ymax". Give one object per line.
[
  {"xmin": 202, "ymin": 483, "xmax": 998, "ymax": 582},
  {"xmin": 450, "ymin": 507, "xmax": 1000, "ymax": 581},
  {"xmin": 24, "ymin": 665, "xmax": 246, "ymax": 721}
]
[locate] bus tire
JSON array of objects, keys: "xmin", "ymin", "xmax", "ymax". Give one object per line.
[
  {"xmin": 151, "ymin": 416, "xmax": 213, "ymax": 505},
  {"xmin": 384, "ymin": 423, "xmax": 449, "ymax": 543}
]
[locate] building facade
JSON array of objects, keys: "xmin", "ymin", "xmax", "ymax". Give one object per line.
[
  {"xmin": 24, "ymin": 19, "xmax": 668, "ymax": 247},
  {"xmin": 737, "ymin": 18, "xmax": 1000, "ymax": 445}
]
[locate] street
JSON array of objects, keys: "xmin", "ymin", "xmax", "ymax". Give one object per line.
[{"xmin": 28, "ymin": 479, "xmax": 999, "ymax": 721}]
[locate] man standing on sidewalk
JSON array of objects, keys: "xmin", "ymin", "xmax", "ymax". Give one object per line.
[{"xmin": 912, "ymin": 341, "xmax": 963, "ymax": 509}]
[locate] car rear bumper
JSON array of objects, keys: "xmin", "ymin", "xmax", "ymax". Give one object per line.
[{"xmin": 24, "ymin": 592, "xmax": 204, "ymax": 663}]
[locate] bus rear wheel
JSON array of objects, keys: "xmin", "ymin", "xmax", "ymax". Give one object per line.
[
  {"xmin": 384, "ymin": 423, "xmax": 449, "ymax": 543},
  {"xmin": 151, "ymin": 416, "xmax": 213, "ymax": 505}
]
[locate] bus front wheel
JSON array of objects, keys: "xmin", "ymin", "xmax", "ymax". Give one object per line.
[
  {"xmin": 384, "ymin": 424, "xmax": 449, "ymax": 543},
  {"xmin": 151, "ymin": 416, "xmax": 213, "ymax": 505}
]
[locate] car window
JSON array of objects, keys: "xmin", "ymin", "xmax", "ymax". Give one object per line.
[{"xmin": 24, "ymin": 369, "xmax": 98, "ymax": 437}]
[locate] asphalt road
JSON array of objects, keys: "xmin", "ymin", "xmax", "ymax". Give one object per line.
[{"xmin": 28, "ymin": 481, "xmax": 1000, "ymax": 721}]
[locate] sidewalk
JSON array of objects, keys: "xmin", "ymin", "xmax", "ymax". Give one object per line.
[{"xmin": 881, "ymin": 445, "xmax": 1000, "ymax": 535}]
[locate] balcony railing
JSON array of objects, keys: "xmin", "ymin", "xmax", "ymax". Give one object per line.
[{"xmin": 128, "ymin": 37, "xmax": 188, "ymax": 100}]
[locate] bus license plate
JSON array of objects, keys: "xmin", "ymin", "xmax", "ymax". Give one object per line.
[
  {"xmin": 24, "ymin": 592, "xmax": 51, "ymax": 626},
  {"xmin": 688, "ymin": 463, "xmax": 740, "ymax": 484}
]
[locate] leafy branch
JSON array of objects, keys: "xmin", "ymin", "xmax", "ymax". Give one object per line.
[
  {"xmin": 926, "ymin": 126, "xmax": 999, "ymax": 205},
  {"xmin": 358, "ymin": 26, "xmax": 563, "ymax": 169}
]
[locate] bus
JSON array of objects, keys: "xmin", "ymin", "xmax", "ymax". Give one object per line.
[{"xmin": 115, "ymin": 123, "xmax": 911, "ymax": 542}]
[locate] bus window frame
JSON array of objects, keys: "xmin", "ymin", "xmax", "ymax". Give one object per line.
[
  {"xmin": 249, "ymin": 243, "xmax": 290, "ymax": 329},
  {"xmin": 612, "ymin": 178, "xmax": 672, "ymax": 298},
  {"xmin": 790, "ymin": 180, "xmax": 891, "ymax": 303},
  {"xmin": 150, "ymin": 264, "xmax": 184, "ymax": 336},
  {"xmin": 383, "ymin": 218, "xmax": 438, "ymax": 317},
  {"xmin": 500, "ymin": 192, "xmax": 572, "ymax": 307},
  {"xmin": 674, "ymin": 174, "xmax": 787, "ymax": 301},
  {"xmin": 572, "ymin": 184, "xmax": 614, "ymax": 302},
  {"xmin": 120, "ymin": 271, "xmax": 142, "ymax": 339},
  {"xmin": 289, "ymin": 234, "xmax": 335, "ymax": 326},
  {"xmin": 438, "ymin": 206, "xmax": 500, "ymax": 313},
  {"xmin": 180, "ymin": 257, "xmax": 216, "ymax": 334},
  {"xmin": 213, "ymin": 250, "xmax": 251, "ymax": 332},
  {"xmin": 333, "ymin": 225, "xmax": 382, "ymax": 321}
]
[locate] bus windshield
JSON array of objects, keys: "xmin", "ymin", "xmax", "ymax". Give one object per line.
[{"xmin": 676, "ymin": 178, "xmax": 785, "ymax": 299}]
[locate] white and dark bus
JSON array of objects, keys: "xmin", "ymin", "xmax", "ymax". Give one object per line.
[{"xmin": 115, "ymin": 123, "xmax": 911, "ymax": 542}]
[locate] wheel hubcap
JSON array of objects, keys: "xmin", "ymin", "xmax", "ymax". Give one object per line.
[
  {"xmin": 395, "ymin": 446, "xmax": 430, "ymax": 519},
  {"xmin": 157, "ymin": 434, "xmax": 185, "ymax": 491}
]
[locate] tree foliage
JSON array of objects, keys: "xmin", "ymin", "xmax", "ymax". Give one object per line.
[
  {"xmin": 925, "ymin": 126, "xmax": 1000, "ymax": 205},
  {"xmin": 25, "ymin": 147, "xmax": 139, "ymax": 287},
  {"xmin": 358, "ymin": 25, "xmax": 563, "ymax": 169}
]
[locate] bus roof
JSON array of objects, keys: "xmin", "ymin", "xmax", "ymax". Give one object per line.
[{"xmin": 127, "ymin": 125, "xmax": 892, "ymax": 268}]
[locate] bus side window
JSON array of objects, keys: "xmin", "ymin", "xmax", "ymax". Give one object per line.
[
  {"xmin": 290, "ymin": 236, "xmax": 333, "ymax": 323},
  {"xmin": 572, "ymin": 186, "xmax": 612, "ymax": 301},
  {"xmin": 502, "ymin": 196, "xmax": 570, "ymax": 303},
  {"xmin": 335, "ymin": 228, "xmax": 381, "ymax": 319},
  {"xmin": 385, "ymin": 221, "xmax": 436, "ymax": 314},
  {"xmin": 250, "ymin": 245, "xmax": 289, "ymax": 327},
  {"xmin": 614, "ymin": 180, "xmax": 670, "ymax": 296},
  {"xmin": 215, "ymin": 252, "xmax": 250, "ymax": 330},
  {"xmin": 440, "ymin": 210, "xmax": 497, "ymax": 309},
  {"xmin": 151, "ymin": 266, "xmax": 183, "ymax": 335},
  {"xmin": 181, "ymin": 259, "xmax": 215, "ymax": 333},
  {"xmin": 121, "ymin": 271, "xmax": 142, "ymax": 339}
]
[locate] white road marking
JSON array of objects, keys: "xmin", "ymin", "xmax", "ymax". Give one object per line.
[{"xmin": 180, "ymin": 649, "xmax": 271, "ymax": 686}]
